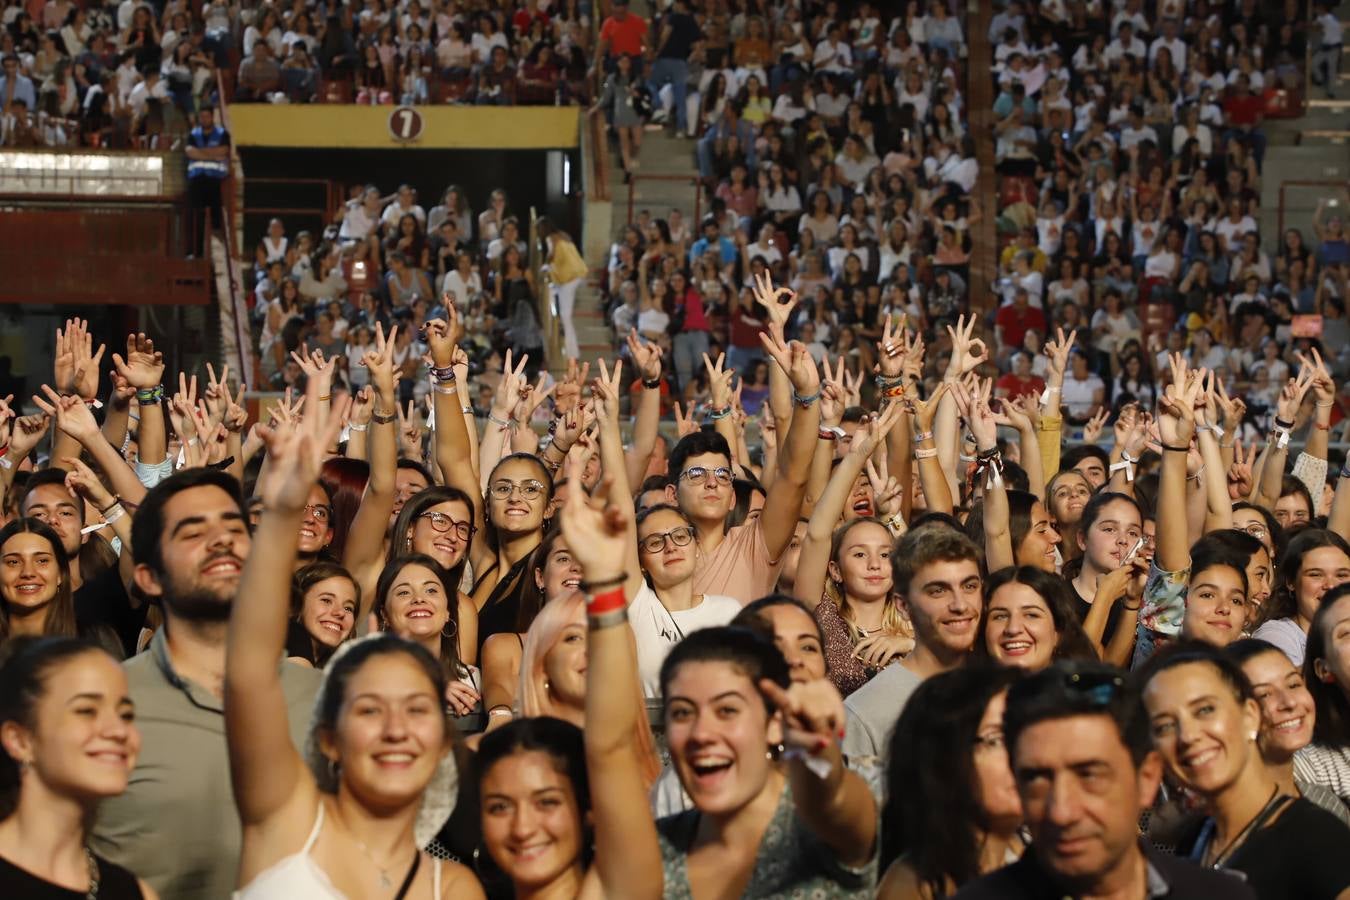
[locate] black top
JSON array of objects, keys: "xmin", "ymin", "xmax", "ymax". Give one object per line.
[
  {"xmin": 1180, "ymin": 798, "xmax": 1350, "ymax": 900},
  {"xmin": 952, "ymin": 840, "xmax": 1257, "ymax": 900},
  {"xmin": 73, "ymin": 562, "xmax": 145, "ymax": 658},
  {"xmin": 657, "ymin": 11, "xmax": 701, "ymax": 59},
  {"xmin": 473, "ymin": 554, "xmax": 535, "ymax": 657},
  {"xmin": 0, "ymin": 852, "xmax": 143, "ymax": 899}
]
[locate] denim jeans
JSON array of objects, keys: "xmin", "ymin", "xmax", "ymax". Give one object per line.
[
  {"xmin": 672, "ymin": 329, "xmax": 709, "ymax": 389},
  {"xmin": 647, "ymin": 57, "xmax": 689, "ymax": 132}
]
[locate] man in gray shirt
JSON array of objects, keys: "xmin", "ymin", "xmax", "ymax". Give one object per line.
[
  {"xmin": 92, "ymin": 469, "xmax": 320, "ymax": 900},
  {"xmin": 844, "ymin": 526, "xmax": 983, "ymax": 761}
]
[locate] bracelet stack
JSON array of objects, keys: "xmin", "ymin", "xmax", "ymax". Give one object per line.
[
  {"xmin": 371, "ymin": 408, "xmax": 397, "ymax": 425},
  {"xmin": 583, "ymin": 576, "xmax": 628, "ymax": 630},
  {"xmin": 430, "ymin": 364, "xmax": 456, "ymax": 383},
  {"xmin": 875, "ymin": 374, "xmax": 907, "ymax": 402},
  {"xmin": 708, "ymin": 405, "xmax": 731, "ymax": 420},
  {"xmin": 792, "ymin": 389, "xmax": 821, "ymax": 408},
  {"xmin": 135, "ymin": 385, "xmax": 165, "ymax": 404}
]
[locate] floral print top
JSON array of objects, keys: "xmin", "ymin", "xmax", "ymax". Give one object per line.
[{"xmin": 655, "ymin": 778, "xmax": 879, "ymax": 898}]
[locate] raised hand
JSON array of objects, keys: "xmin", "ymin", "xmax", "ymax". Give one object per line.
[
  {"xmin": 111, "ymin": 333, "xmax": 165, "ymax": 391},
  {"xmin": 70, "ymin": 320, "xmax": 106, "ymax": 402},
  {"xmin": 908, "ymin": 382, "xmax": 950, "ymax": 434},
  {"xmin": 626, "ymin": 329, "xmax": 663, "ymax": 383},
  {"xmin": 875, "ymin": 314, "xmax": 909, "ymax": 380},
  {"xmin": 1275, "ymin": 367, "xmax": 1315, "ymax": 424},
  {"xmin": 1082, "ymin": 406, "xmax": 1110, "ymax": 444},
  {"xmin": 361, "ymin": 322, "xmax": 399, "ymax": 407},
  {"xmin": 759, "ymin": 329, "xmax": 820, "ymax": 395},
  {"xmin": 1214, "ymin": 376, "xmax": 1247, "ymax": 434},
  {"xmin": 592, "ymin": 358, "xmax": 624, "ymax": 425},
  {"xmin": 555, "ymin": 358, "xmax": 591, "ymax": 416},
  {"xmin": 348, "ymin": 385, "xmax": 374, "ymax": 428},
  {"xmin": 291, "ymin": 347, "xmax": 337, "ymax": 395},
  {"xmin": 673, "ymin": 401, "xmax": 700, "ymax": 437},
  {"xmin": 951, "ymin": 380, "xmax": 997, "ymax": 451},
  {"xmin": 491, "ymin": 349, "xmax": 530, "ymax": 423},
  {"xmin": 204, "ymin": 362, "xmax": 233, "ymax": 428},
  {"xmin": 0, "ymin": 395, "xmax": 14, "ymax": 450},
  {"xmin": 865, "ymin": 458, "xmax": 903, "ymax": 520},
  {"xmin": 702, "ymin": 352, "xmax": 735, "ymax": 410},
  {"xmin": 757, "ymin": 677, "xmax": 847, "ymax": 761},
  {"xmin": 398, "ymin": 398, "xmax": 424, "ymax": 457},
  {"xmin": 820, "ymin": 358, "xmax": 847, "ymax": 426},
  {"xmin": 10, "ymin": 414, "xmax": 50, "ymax": 460},
  {"xmin": 62, "ymin": 455, "xmax": 116, "ymax": 512},
  {"xmin": 513, "ymin": 373, "xmax": 556, "ymax": 429},
  {"xmin": 751, "ymin": 270, "xmax": 798, "ymax": 331},
  {"xmin": 1158, "ymin": 354, "xmax": 1202, "ymax": 447},
  {"xmin": 848, "ymin": 403, "xmax": 905, "ymax": 460},
  {"xmin": 1228, "ymin": 439, "xmax": 1256, "ymax": 500},
  {"xmin": 1043, "ymin": 327, "xmax": 1077, "ymax": 383},
  {"xmin": 556, "ymin": 456, "xmax": 628, "ymax": 583},
  {"xmin": 1295, "ymin": 347, "xmax": 1335, "ymax": 407},
  {"xmin": 995, "ymin": 395, "xmax": 1034, "ymax": 432},
  {"xmin": 33, "ymin": 384, "xmax": 100, "ymax": 445},
  {"xmin": 944, "ymin": 314, "xmax": 989, "ymax": 379},
  {"xmin": 54, "ymin": 319, "xmax": 76, "ymax": 394},
  {"xmin": 256, "ymin": 383, "xmax": 350, "ymax": 515}
]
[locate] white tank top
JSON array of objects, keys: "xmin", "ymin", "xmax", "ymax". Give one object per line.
[{"xmin": 233, "ymin": 802, "xmax": 442, "ymax": 899}]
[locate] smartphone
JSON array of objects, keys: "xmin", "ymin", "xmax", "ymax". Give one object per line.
[{"xmin": 1123, "ymin": 536, "xmax": 1146, "ymax": 564}]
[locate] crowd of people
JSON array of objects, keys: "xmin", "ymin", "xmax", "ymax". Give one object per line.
[
  {"xmin": 10, "ymin": 1, "xmax": 1350, "ymax": 899},
  {"xmin": 599, "ymin": 0, "xmax": 1349, "ymax": 452},
  {"xmin": 247, "ymin": 179, "xmax": 588, "ymax": 397},
  {"xmin": 7, "ymin": 251, "xmax": 1350, "ymax": 897}
]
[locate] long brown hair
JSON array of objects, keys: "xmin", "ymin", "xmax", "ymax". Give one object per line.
[{"xmin": 0, "ymin": 518, "xmax": 77, "ymax": 641}]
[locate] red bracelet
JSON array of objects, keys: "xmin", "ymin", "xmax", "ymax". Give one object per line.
[{"xmin": 587, "ymin": 586, "xmax": 627, "ymax": 616}]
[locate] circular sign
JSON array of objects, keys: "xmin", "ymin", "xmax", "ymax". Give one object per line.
[{"xmin": 389, "ymin": 106, "xmax": 424, "ymax": 143}]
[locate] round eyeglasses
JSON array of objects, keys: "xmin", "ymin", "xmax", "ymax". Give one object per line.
[
  {"xmin": 639, "ymin": 525, "xmax": 697, "ymax": 554},
  {"xmin": 489, "ymin": 479, "xmax": 545, "ymax": 501},
  {"xmin": 418, "ymin": 512, "xmax": 473, "ymax": 540}
]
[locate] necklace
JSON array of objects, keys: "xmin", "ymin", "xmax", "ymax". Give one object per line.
[
  {"xmin": 84, "ymin": 847, "xmax": 99, "ymax": 899},
  {"xmin": 343, "ymin": 820, "xmax": 412, "ymax": 891},
  {"xmin": 859, "ymin": 624, "xmax": 885, "ymax": 636},
  {"xmin": 1202, "ymin": 784, "xmax": 1285, "ymax": 869}
]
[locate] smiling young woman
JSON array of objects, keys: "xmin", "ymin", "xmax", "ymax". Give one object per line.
[
  {"xmin": 0, "ymin": 638, "xmax": 154, "ymax": 899},
  {"xmin": 974, "ymin": 567, "xmax": 1097, "ymax": 672},
  {"xmin": 1138, "ymin": 641, "xmax": 1350, "ymax": 898}
]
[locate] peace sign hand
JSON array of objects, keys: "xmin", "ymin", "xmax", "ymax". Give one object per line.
[
  {"xmin": 865, "ymin": 458, "xmax": 903, "ymax": 521},
  {"xmin": 593, "ymin": 358, "xmax": 624, "ymax": 425},
  {"xmin": 703, "ymin": 352, "xmax": 735, "ymax": 410},
  {"xmin": 625, "ymin": 329, "xmax": 663, "ymax": 382},
  {"xmin": 673, "ymin": 401, "xmax": 700, "ymax": 437}
]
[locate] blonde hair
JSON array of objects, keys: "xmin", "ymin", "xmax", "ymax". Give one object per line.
[
  {"xmin": 827, "ymin": 517, "xmax": 912, "ymax": 645},
  {"xmin": 517, "ymin": 592, "xmax": 662, "ymax": 786}
]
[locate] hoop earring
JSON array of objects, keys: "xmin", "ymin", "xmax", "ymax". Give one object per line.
[{"xmin": 442, "ymin": 619, "xmax": 457, "ymax": 639}]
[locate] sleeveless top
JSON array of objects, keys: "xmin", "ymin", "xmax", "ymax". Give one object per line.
[
  {"xmin": 0, "ymin": 851, "xmax": 143, "ymax": 899},
  {"xmin": 234, "ymin": 803, "xmax": 442, "ymax": 899}
]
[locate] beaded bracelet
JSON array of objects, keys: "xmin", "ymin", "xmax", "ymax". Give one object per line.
[
  {"xmin": 135, "ymin": 386, "xmax": 165, "ymax": 404},
  {"xmin": 792, "ymin": 389, "xmax": 821, "ymax": 408}
]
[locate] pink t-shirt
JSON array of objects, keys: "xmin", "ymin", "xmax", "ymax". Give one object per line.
[{"xmin": 693, "ymin": 520, "xmax": 783, "ymax": 605}]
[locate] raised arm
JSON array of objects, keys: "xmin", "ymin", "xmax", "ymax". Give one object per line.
[
  {"xmin": 225, "ymin": 377, "xmax": 346, "ymax": 827},
  {"xmin": 426, "ymin": 309, "xmax": 482, "ymax": 518},
  {"xmin": 342, "ymin": 323, "xmax": 400, "ymax": 618},
  {"xmin": 33, "ymin": 386, "xmax": 146, "ymax": 509},
  {"xmin": 958, "ymin": 384, "xmax": 1012, "ymax": 571},
  {"xmin": 1156, "ymin": 354, "xmax": 1202, "ymax": 574},
  {"xmin": 757, "ymin": 323, "xmax": 822, "ymax": 557},
  {"xmin": 1038, "ymin": 328, "xmax": 1074, "ymax": 479},
  {"xmin": 557, "ymin": 456, "xmax": 663, "ymax": 900},
  {"xmin": 593, "ymin": 359, "xmax": 646, "ymax": 603},
  {"xmin": 795, "ymin": 406, "xmax": 903, "ymax": 611},
  {"xmin": 937, "ymin": 315, "xmax": 987, "ymax": 499},
  {"xmin": 623, "ymin": 331, "xmax": 664, "ymax": 489},
  {"xmin": 1195, "ymin": 373, "xmax": 1233, "ymax": 534},
  {"xmin": 1255, "ymin": 371, "xmax": 1314, "ymax": 512},
  {"xmin": 909, "ymin": 383, "xmax": 953, "ymax": 515},
  {"xmin": 757, "ymin": 676, "xmax": 877, "ymax": 868}
]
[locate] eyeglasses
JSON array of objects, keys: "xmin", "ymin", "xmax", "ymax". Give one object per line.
[
  {"xmin": 419, "ymin": 512, "xmax": 473, "ymax": 540},
  {"xmin": 639, "ymin": 525, "xmax": 697, "ymax": 555},
  {"xmin": 1240, "ymin": 523, "xmax": 1269, "ymax": 541},
  {"xmin": 303, "ymin": 504, "xmax": 332, "ymax": 523},
  {"xmin": 1063, "ymin": 670, "xmax": 1124, "ymax": 707},
  {"xmin": 489, "ymin": 479, "xmax": 545, "ymax": 501},
  {"xmin": 678, "ymin": 466, "xmax": 733, "ymax": 486}
]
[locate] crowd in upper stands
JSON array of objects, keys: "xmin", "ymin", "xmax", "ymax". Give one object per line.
[{"xmin": 596, "ymin": 0, "xmax": 1349, "ymax": 450}]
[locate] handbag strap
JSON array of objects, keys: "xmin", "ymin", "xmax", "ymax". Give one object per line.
[{"xmin": 391, "ymin": 850, "xmax": 422, "ymax": 900}]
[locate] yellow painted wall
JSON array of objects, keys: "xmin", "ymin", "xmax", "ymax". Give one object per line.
[{"xmin": 227, "ymin": 105, "xmax": 579, "ymax": 149}]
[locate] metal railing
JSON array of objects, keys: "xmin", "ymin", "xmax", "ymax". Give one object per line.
[{"xmin": 528, "ymin": 206, "xmax": 564, "ymax": 368}]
